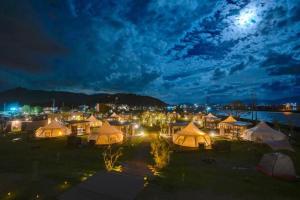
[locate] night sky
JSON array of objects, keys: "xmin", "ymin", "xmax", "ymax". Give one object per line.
[{"xmin": 0, "ymin": 0, "xmax": 300, "ymax": 104}]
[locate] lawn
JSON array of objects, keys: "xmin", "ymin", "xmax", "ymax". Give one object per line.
[
  {"xmin": 0, "ymin": 133, "xmax": 139, "ymax": 200},
  {"xmin": 0, "ymin": 132, "xmax": 299, "ymax": 200},
  {"xmin": 138, "ymin": 140, "xmax": 300, "ymax": 200}
]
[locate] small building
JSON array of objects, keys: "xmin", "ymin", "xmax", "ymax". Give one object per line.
[
  {"xmin": 204, "ymin": 113, "xmax": 220, "ymax": 129},
  {"xmin": 219, "ymin": 115, "xmax": 237, "ymax": 129},
  {"xmin": 219, "ymin": 116, "xmax": 251, "ymax": 139},
  {"xmin": 66, "ymin": 120, "xmax": 91, "ymax": 135},
  {"xmin": 11, "ymin": 120, "xmax": 22, "ymax": 132}
]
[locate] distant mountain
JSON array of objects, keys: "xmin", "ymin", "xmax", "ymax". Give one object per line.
[{"xmin": 0, "ymin": 87, "xmax": 167, "ymax": 107}]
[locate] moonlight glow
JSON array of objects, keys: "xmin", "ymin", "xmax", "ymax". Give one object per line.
[{"xmin": 236, "ymin": 9, "xmax": 258, "ymax": 27}]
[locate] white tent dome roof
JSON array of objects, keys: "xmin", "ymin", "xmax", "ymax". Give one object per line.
[
  {"xmin": 243, "ymin": 121, "xmax": 287, "ymax": 142},
  {"xmin": 87, "ymin": 115, "xmax": 100, "ymax": 122},
  {"xmin": 97, "ymin": 121, "xmax": 123, "ymax": 135},
  {"xmin": 175, "ymin": 122, "xmax": 207, "ymax": 136},
  {"xmin": 221, "ymin": 115, "xmax": 237, "ymax": 123},
  {"xmin": 44, "ymin": 120, "xmax": 68, "ymax": 129}
]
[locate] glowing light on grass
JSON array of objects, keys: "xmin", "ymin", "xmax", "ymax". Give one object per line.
[
  {"xmin": 143, "ymin": 176, "xmax": 149, "ymax": 187},
  {"xmin": 135, "ymin": 130, "xmax": 145, "ymax": 137},
  {"xmin": 210, "ymin": 130, "xmax": 216, "ymax": 137},
  {"xmin": 59, "ymin": 180, "xmax": 71, "ymax": 191}
]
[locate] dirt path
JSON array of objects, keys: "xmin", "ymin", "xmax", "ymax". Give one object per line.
[{"xmin": 123, "ymin": 141, "xmax": 152, "ymax": 177}]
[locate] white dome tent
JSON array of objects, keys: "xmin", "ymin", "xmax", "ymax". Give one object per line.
[
  {"xmin": 205, "ymin": 113, "xmax": 219, "ymax": 121},
  {"xmin": 257, "ymin": 153, "xmax": 296, "ymax": 180},
  {"xmin": 173, "ymin": 122, "xmax": 211, "ymax": 148},
  {"xmin": 243, "ymin": 122, "xmax": 287, "ymax": 142},
  {"xmin": 35, "ymin": 120, "xmax": 71, "ymax": 138},
  {"xmin": 242, "ymin": 121, "xmax": 293, "ymax": 151},
  {"xmin": 88, "ymin": 121, "xmax": 123, "ymax": 145}
]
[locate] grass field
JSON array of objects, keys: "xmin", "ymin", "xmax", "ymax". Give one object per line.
[
  {"xmin": 0, "ymin": 132, "xmax": 299, "ymax": 200},
  {"xmin": 138, "ymin": 140, "xmax": 300, "ymax": 200},
  {"xmin": 0, "ymin": 133, "xmax": 140, "ymax": 200}
]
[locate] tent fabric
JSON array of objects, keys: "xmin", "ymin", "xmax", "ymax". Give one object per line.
[
  {"xmin": 173, "ymin": 122, "xmax": 211, "ymax": 148},
  {"xmin": 89, "ymin": 121, "xmax": 123, "ymax": 145},
  {"xmin": 257, "ymin": 153, "xmax": 296, "ymax": 180},
  {"xmin": 243, "ymin": 122, "xmax": 287, "ymax": 142},
  {"xmin": 87, "ymin": 115, "xmax": 102, "ymax": 127},
  {"xmin": 110, "ymin": 113, "xmax": 120, "ymax": 118},
  {"xmin": 264, "ymin": 140, "xmax": 294, "ymax": 152},
  {"xmin": 218, "ymin": 115, "xmax": 238, "ymax": 130},
  {"xmin": 35, "ymin": 120, "xmax": 71, "ymax": 138},
  {"xmin": 205, "ymin": 113, "xmax": 218, "ymax": 119},
  {"xmin": 221, "ymin": 115, "xmax": 237, "ymax": 123}
]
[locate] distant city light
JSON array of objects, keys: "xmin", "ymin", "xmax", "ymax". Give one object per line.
[
  {"xmin": 133, "ymin": 124, "xmax": 139, "ymax": 129},
  {"xmin": 206, "ymin": 106, "xmax": 211, "ymax": 112}
]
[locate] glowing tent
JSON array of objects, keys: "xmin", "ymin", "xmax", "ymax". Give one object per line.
[
  {"xmin": 204, "ymin": 113, "xmax": 220, "ymax": 129},
  {"xmin": 218, "ymin": 115, "xmax": 237, "ymax": 130},
  {"xmin": 257, "ymin": 153, "xmax": 296, "ymax": 180},
  {"xmin": 173, "ymin": 122, "xmax": 211, "ymax": 148},
  {"xmin": 87, "ymin": 115, "xmax": 102, "ymax": 127},
  {"xmin": 89, "ymin": 121, "xmax": 123, "ymax": 145},
  {"xmin": 221, "ymin": 115, "xmax": 237, "ymax": 123},
  {"xmin": 110, "ymin": 113, "xmax": 120, "ymax": 119},
  {"xmin": 243, "ymin": 122, "xmax": 287, "ymax": 142},
  {"xmin": 35, "ymin": 120, "xmax": 71, "ymax": 138},
  {"xmin": 205, "ymin": 113, "xmax": 219, "ymax": 120}
]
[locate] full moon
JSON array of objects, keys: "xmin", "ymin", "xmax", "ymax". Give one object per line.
[{"xmin": 236, "ymin": 9, "xmax": 257, "ymax": 27}]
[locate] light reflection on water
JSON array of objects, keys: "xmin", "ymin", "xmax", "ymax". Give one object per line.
[{"xmin": 214, "ymin": 110, "xmax": 300, "ymax": 127}]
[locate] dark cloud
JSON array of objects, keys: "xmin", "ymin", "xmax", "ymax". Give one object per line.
[
  {"xmin": 294, "ymin": 76, "xmax": 300, "ymax": 86},
  {"xmin": 163, "ymin": 70, "xmax": 200, "ymax": 81},
  {"xmin": 0, "ymin": 0, "xmax": 66, "ymax": 72},
  {"xmin": 211, "ymin": 68, "xmax": 227, "ymax": 81},
  {"xmin": 291, "ymin": 6, "xmax": 300, "ymax": 22},
  {"xmin": 261, "ymin": 53, "xmax": 293, "ymax": 67},
  {"xmin": 261, "ymin": 52, "xmax": 300, "ymax": 75},
  {"xmin": 261, "ymin": 81, "xmax": 291, "ymax": 91},
  {"xmin": 267, "ymin": 65, "xmax": 300, "ymax": 76},
  {"xmin": 229, "ymin": 62, "xmax": 246, "ymax": 75},
  {"xmin": 206, "ymin": 85, "xmax": 235, "ymax": 94}
]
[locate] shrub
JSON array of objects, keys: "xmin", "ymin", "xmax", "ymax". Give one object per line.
[
  {"xmin": 150, "ymin": 138, "xmax": 171, "ymax": 170},
  {"xmin": 103, "ymin": 145, "xmax": 123, "ymax": 172}
]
